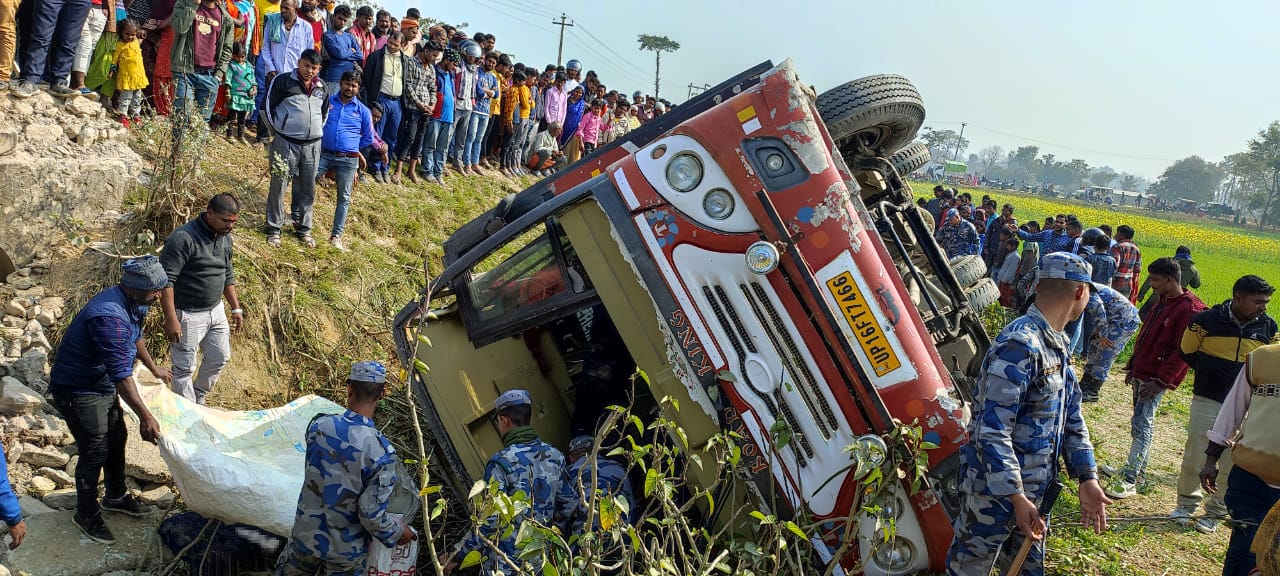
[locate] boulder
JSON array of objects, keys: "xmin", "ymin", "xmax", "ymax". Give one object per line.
[
  {"xmin": 137, "ymin": 485, "xmax": 175, "ymax": 508},
  {"xmin": 34, "ymin": 310, "xmax": 55, "ymax": 328},
  {"xmin": 17, "ymin": 495, "xmax": 54, "ymax": 518},
  {"xmin": 26, "ymin": 475, "xmax": 56, "ymax": 494},
  {"xmin": 36, "ymin": 467, "xmax": 73, "ymax": 489},
  {"xmin": 17, "ymin": 443, "xmax": 69, "ymax": 469},
  {"xmin": 40, "ymin": 488, "xmax": 76, "ymax": 510},
  {"xmin": 124, "ymin": 417, "xmax": 171, "ymax": 483},
  {"xmin": 9, "ymin": 277, "xmax": 33, "ymax": 290},
  {"xmin": 8, "ymin": 349, "xmax": 48, "ymax": 393},
  {"xmin": 64, "ymin": 96, "xmax": 101, "ymax": 118},
  {"xmin": 2, "ymin": 301, "xmax": 23, "ymax": 318},
  {"xmin": 0, "ymin": 377, "xmax": 42, "ymax": 415},
  {"xmin": 22, "ymin": 123, "xmax": 61, "ymax": 142}
]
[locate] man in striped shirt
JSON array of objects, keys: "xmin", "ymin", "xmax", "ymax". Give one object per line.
[
  {"xmin": 1016, "ymin": 214, "xmax": 1074, "ymax": 263},
  {"xmin": 1110, "ymin": 225, "xmax": 1141, "ymax": 303}
]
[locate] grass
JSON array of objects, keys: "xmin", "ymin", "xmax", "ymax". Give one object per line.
[{"xmin": 918, "ymin": 180, "xmax": 1280, "ymax": 306}]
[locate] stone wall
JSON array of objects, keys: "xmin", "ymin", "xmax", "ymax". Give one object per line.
[{"xmin": 0, "ymin": 92, "xmax": 142, "ymax": 267}]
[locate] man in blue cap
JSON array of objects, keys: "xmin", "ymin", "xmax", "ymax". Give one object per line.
[
  {"xmin": 1079, "ymin": 282, "xmax": 1141, "ymax": 402},
  {"xmin": 49, "ymin": 256, "xmax": 173, "ymax": 544},
  {"xmin": 566, "ymin": 435, "xmax": 635, "ymax": 535},
  {"xmin": 276, "ymin": 360, "xmax": 415, "ymax": 576},
  {"xmin": 947, "ymin": 252, "xmax": 1111, "ymax": 575},
  {"xmin": 444, "ymin": 389, "xmax": 576, "ymax": 574}
]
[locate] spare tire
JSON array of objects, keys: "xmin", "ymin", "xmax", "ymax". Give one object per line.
[
  {"xmin": 949, "ymin": 255, "xmax": 988, "ymax": 288},
  {"xmin": 964, "ymin": 278, "xmax": 1000, "ymax": 312},
  {"xmin": 890, "ymin": 142, "xmax": 931, "ymax": 176},
  {"xmin": 817, "ymin": 74, "xmax": 926, "ymax": 157}
]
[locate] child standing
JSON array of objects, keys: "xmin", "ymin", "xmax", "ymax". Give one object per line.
[
  {"xmin": 224, "ymin": 42, "xmax": 256, "ymax": 143},
  {"xmin": 111, "ymin": 19, "xmax": 148, "ymax": 126}
]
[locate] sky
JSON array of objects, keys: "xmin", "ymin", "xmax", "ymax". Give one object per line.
[{"xmin": 382, "ymin": 0, "xmax": 1280, "ymax": 179}]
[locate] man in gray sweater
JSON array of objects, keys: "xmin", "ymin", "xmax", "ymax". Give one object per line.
[{"xmin": 159, "ymin": 193, "xmax": 244, "ymax": 404}]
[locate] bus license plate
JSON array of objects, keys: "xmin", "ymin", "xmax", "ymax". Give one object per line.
[{"xmin": 825, "ymin": 271, "xmax": 902, "ymax": 377}]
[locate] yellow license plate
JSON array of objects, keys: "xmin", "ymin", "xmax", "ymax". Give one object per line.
[{"xmin": 826, "ymin": 271, "xmax": 902, "ymax": 377}]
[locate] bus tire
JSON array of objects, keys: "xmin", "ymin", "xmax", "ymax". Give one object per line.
[
  {"xmin": 965, "ymin": 278, "xmax": 1001, "ymax": 312},
  {"xmin": 890, "ymin": 142, "xmax": 931, "ymax": 176},
  {"xmin": 816, "ymin": 74, "xmax": 926, "ymax": 157},
  {"xmin": 949, "ymin": 255, "xmax": 988, "ymax": 288}
]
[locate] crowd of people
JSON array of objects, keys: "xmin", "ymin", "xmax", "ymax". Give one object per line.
[
  {"xmin": 929, "ymin": 184, "xmax": 1280, "ymax": 576},
  {"xmin": 6, "ymin": 0, "xmax": 675, "ymax": 251}
]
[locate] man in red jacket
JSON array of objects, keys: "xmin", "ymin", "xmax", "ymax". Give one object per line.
[{"xmin": 1106, "ymin": 257, "xmax": 1206, "ymax": 499}]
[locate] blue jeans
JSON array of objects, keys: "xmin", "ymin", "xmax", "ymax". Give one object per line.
[
  {"xmin": 463, "ymin": 112, "xmax": 490, "ymax": 166},
  {"xmin": 1223, "ymin": 466, "xmax": 1280, "ymax": 576},
  {"xmin": 318, "ymin": 153, "xmax": 359, "ymax": 238},
  {"xmin": 1120, "ymin": 379, "xmax": 1165, "ymax": 483},
  {"xmin": 21, "ymin": 0, "xmax": 90, "ymax": 84},
  {"xmin": 422, "ymin": 119, "xmax": 454, "ymax": 177},
  {"xmin": 375, "ymin": 93, "xmax": 401, "ymax": 172},
  {"xmin": 448, "ymin": 108, "xmax": 472, "ymax": 162},
  {"xmin": 175, "ymin": 71, "xmax": 220, "ymax": 121}
]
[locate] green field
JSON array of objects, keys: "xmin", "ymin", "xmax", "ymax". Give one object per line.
[{"xmin": 919, "ymin": 181, "xmax": 1280, "ymax": 306}]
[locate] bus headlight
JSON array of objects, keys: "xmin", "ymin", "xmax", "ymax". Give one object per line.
[
  {"xmin": 849, "ymin": 434, "xmax": 887, "ymax": 480},
  {"xmin": 871, "ymin": 536, "xmax": 915, "ymax": 573},
  {"xmin": 665, "ymin": 153, "xmax": 703, "ymax": 192},
  {"xmin": 703, "ymin": 189, "xmax": 734, "ymax": 220},
  {"xmin": 745, "ymin": 241, "xmax": 780, "ymax": 275}
]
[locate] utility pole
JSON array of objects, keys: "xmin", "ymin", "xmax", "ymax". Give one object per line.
[
  {"xmin": 552, "ymin": 13, "xmax": 573, "ymax": 67},
  {"xmin": 686, "ymin": 83, "xmax": 710, "ymax": 99},
  {"xmin": 951, "ymin": 122, "xmax": 967, "ymax": 161}
]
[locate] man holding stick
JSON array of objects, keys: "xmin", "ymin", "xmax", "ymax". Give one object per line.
[{"xmin": 947, "ymin": 253, "xmax": 1112, "ymax": 575}]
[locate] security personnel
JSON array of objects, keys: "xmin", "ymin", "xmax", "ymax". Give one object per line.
[
  {"xmin": 947, "ymin": 253, "xmax": 1112, "ymax": 575},
  {"xmin": 566, "ymin": 435, "xmax": 635, "ymax": 533},
  {"xmin": 444, "ymin": 389, "xmax": 576, "ymax": 575},
  {"xmin": 275, "ymin": 361, "xmax": 415, "ymax": 576},
  {"xmin": 1080, "ymin": 282, "xmax": 1142, "ymax": 402}
]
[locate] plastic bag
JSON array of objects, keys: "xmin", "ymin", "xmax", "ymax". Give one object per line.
[
  {"xmin": 366, "ymin": 513, "xmax": 418, "ymax": 576},
  {"xmin": 126, "ymin": 366, "xmax": 346, "ymax": 537}
]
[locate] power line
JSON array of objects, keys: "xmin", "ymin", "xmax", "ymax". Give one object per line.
[
  {"xmin": 574, "ymin": 22, "xmax": 649, "ymax": 76},
  {"xmin": 485, "ymin": 0, "xmax": 560, "ymax": 19},
  {"xmin": 567, "ymin": 28, "xmax": 649, "ymax": 84},
  {"xmin": 928, "ymin": 121, "xmax": 1178, "ymax": 163},
  {"xmin": 471, "ymin": 0, "xmax": 554, "ymax": 33}
]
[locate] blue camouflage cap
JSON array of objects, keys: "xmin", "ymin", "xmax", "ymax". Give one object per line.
[
  {"xmin": 348, "ymin": 360, "xmax": 387, "ymax": 384},
  {"xmin": 568, "ymin": 435, "xmax": 594, "ymax": 454},
  {"xmin": 495, "ymin": 389, "xmax": 531, "ymax": 410},
  {"xmin": 1040, "ymin": 252, "xmax": 1093, "ymax": 283}
]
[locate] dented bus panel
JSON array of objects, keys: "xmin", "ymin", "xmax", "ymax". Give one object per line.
[{"xmin": 394, "ymin": 59, "xmax": 987, "ymax": 575}]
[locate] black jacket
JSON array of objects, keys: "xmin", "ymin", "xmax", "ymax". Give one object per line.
[
  {"xmin": 1181, "ymin": 301, "xmax": 1279, "ymax": 402},
  {"xmin": 360, "ymin": 47, "xmax": 409, "ymax": 106}
]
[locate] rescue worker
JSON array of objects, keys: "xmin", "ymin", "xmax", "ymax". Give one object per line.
[
  {"xmin": 1174, "ymin": 275, "xmax": 1277, "ymax": 534},
  {"xmin": 1079, "ymin": 282, "xmax": 1141, "ymax": 402},
  {"xmin": 275, "ymin": 361, "xmax": 415, "ymax": 576},
  {"xmin": 566, "ymin": 435, "xmax": 635, "ymax": 533},
  {"xmin": 49, "ymin": 256, "xmax": 171, "ymax": 544},
  {"xmin": 947, "ymin": 253, "xmax": 1111, "ymax": 575},
  {"xmin": 444, "ymin": 389, "xmax": 576, "ymax": 575},
  {"xmin": 1202, "ymin": 343, "xmax": 1280, "ymax": 576}
]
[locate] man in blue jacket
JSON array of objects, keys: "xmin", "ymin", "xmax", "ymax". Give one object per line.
[
  {"xmin": 49, "ymin": 256, "xmax": 172, "ymax": 544},
  {"xmin": 0, "ymin": 450, "xmax": 26, "ymax": 550}
]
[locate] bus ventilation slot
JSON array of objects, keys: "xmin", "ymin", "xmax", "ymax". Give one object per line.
[{"xmin": 701, "ymin": 285, "xmax": 816, "ymax": 463}]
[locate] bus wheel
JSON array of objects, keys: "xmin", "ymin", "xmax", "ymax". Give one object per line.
[
  {"xmin": 816, "ymin": 74, "xmax": 925, "ymax": 158},
  {"xmin": 889, "ymin": 141, "xmax": 931, "ymax": 176}
]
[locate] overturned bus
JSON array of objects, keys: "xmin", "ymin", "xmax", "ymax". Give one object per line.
[{"xmin": 394, "ymin": 59, "xmax": 997, "ymax": 574}]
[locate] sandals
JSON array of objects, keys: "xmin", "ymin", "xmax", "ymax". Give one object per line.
[
  {"xmin": 267, "ymin": 234, "xmax": 281, "ymax": 248},
  {"xmin": 300, "ymin": 234, "xmax": 316, "ymax": 248}
]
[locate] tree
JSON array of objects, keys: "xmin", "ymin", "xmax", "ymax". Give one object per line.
[
  {"xmin": 637, "ymin": 34, "xmax": 680, "ymax": 100},
  {"xmin": 1147, "ymin": 156, "xmax": 1225, "ymax": 203},
  {"xmin": 1090, "ymin": 168, "xmax": 1118, "ymax": 187},
  {"xmin": 1243, "ymin": 121, "xmax": 1280, "ymax": 228},
  {"xmin": 919, "ymin": 127, "xmax": 969, "ymax": 162},
  {"xmin": 1004, "ymin": 145, "xmax": 1040, "ymax": 182},
  {"xmin": 976, "ymin": 145, "xmax": 1004, "ymax": 174},
  {"xmin": 1118, "ymin": 173, "xmax": 1143, "ymax": 191}
]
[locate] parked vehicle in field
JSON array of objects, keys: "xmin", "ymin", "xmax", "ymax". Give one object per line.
[{"xmin": 394, "ymin": 60, "xmax": 993, "ymax": 574}]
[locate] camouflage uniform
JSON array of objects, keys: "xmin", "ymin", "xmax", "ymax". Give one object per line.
[
  {"xmin": 1083, "ymin": 283, "xmax": 1141, "ymax": 382},
  {"xmin": 946, "ymin": 304, "xmax": 1098, "ymax": 575},
  {"xmin": 567, "ymin": 454, "xmax": 635, "ymax": 531},
  {"xmin": 275, "ymin": 410, "xmax": 401, "ymax": 576},
  {"xmin": 459, "ymin": 438, "xmax": 577, "ymax": 574}
]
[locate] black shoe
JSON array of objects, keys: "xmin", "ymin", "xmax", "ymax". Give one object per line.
[
  {"xmin": 1082, "ymin": 389, "xmax": 1100, "ymax": 403},
  {"xmin": 73, "ymin": 512, "xmax": 117, "ymax": 544},
  {"xmin": 101, "ymin": 493, "xmax": 152, "ymax": 517}
]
